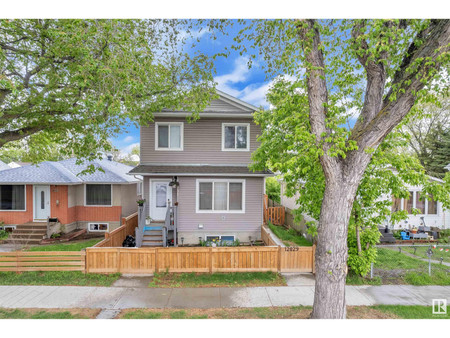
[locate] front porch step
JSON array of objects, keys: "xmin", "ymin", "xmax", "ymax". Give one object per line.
[
  {"xmin": 15, "ymin": 224, "xmax": 47, "ymax": 229},
  {"xmin": 143, "ymin": 235, "xmax": 163, "ymax": 241},
  {"xmin": 142, "ymin": 241, "xmax": 163, "ymax": 247},
  {"xmin": 9, "ymin": 233, "xmax": 45, "ymax": 239}
]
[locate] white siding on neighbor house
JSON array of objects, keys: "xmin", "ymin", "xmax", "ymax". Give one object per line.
[
  {"xmin": 279, "ymin": 181, "xmax": 449, "ymax": 229},
  {"xmin": 140, "ymin": 117, "xmax": 261, "ymax": 165}
]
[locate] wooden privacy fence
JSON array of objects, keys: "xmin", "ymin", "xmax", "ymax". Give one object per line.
[
  {"xmin": 94, "ymin": 212, "xmax": 138, "ymax": 248},
  {"xmin": 0, "ymin": 251, "xmax": 86, "ymax": 272},
  {"xmin": 85, "ymin": 245, "xmax": 315, "ymax": 274},
  {"xmin": 263, "ymin": 194, "xmax": 285, "ymax": 226}
]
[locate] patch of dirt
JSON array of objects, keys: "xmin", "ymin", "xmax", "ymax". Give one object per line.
[
  {"xmin": 19, "ymin": 308, "xmax": 100, "ymax": 318},
  {"xmin": 347, "ymin": 306, "xmax": 398, "ymax": 319},
  {"xmin": 117, "ymin": 306, "xmax": 399, "ymax": 319}
]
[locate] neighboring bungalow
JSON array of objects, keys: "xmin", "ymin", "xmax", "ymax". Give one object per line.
[
  {"xmin": 0, "ymin": 157, "xmax": 141, "ymax": 243},
  {"xmin": 279, "ymin": 176, "xmax": 450, "ymax": 231}
]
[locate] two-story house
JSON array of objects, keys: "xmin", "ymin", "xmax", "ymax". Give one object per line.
[{"xmin": 129, "ymin": 90, "xmax": 273, "ymax": 246}]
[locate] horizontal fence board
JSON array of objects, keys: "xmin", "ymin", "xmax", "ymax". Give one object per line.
[{"xmin": 0, "ymin": 251, "xmax": 86, "ymax": 272}]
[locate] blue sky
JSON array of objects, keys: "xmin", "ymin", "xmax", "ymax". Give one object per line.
[{"xmin": 112, "ymin": 22, "xmax": 272, "ymax": 155}]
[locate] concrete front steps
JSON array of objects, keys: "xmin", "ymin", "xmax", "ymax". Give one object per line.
[
  {"xmin": 142, "ymin": 222, "xmax": 164, "ymax": 247},
  {"xmin": 7, "ymin": 222, "xmax": 47, "ymax": 245}
]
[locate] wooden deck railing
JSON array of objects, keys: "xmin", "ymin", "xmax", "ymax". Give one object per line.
[{"xmin": 94, "ymin": 212, "xmax": 138, "ymax": 248}]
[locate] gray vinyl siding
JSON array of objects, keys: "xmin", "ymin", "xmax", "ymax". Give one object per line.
[
  {"xmin": 143, "ymin": 175, "xmax": 264, "ymax": 233},
  {"xmin": 140, "ymin": 117, "xmax": 261, "ymax": 165}
]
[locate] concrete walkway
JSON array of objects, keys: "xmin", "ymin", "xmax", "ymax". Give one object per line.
[{"xmin": 0, "ymin": 284, "xmax": 448, "ymax": 311}]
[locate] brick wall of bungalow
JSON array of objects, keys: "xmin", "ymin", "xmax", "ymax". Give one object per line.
[{"xmin": 0, "ymin": 184, "xmax": 122, "ymax": 225}]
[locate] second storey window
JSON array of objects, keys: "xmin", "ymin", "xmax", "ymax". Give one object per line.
[
  {"xmin": 85, "ymin": 184, "xmax": 112, "ymax": 206},
  {"xmin": 196, "ymin": 179, "xmax": 245, "ymax": 213},
  {"xmin": 222, "ymin": 123, "xmax": 250, "ymax": 151},
  {"xmin": 156, "ymin": 122, "xmax": 183, "ymax": 150}
]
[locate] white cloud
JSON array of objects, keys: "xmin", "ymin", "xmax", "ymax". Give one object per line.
[
  {"xmin": 121, "ymin": 142, "xmax": 139, "ymax": 155},
  {"xmin": 215, "ymin": 58, "xmax": 297, "ymax": 108},
  {"xmin": 123, "ymin": 135, "xmax": 134, "ymax": 143}
]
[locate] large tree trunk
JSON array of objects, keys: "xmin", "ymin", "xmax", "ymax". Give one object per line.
[{"xmin": 310, "ymin": 181, "xmax": 356, "ymax": 318}]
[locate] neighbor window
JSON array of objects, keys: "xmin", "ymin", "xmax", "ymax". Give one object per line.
[
  {"xmin": 0, "ymin": 185, "xmax": 25, "ymax": 211},
  {"xmin": 89, "ymin": 223, "xmax": 109, "ymax": 232},
  {"xmin": 222, "ymin": 123, "xmax": 249, "ymax": 151},
  {"xmin": 197, "ymin": 179, "xmax": 244, "ymax": 212},
  {"xmin": 156, "ymin": 122, "xmax": 183, "ymax": 150},
  {"xmin": 85, "ymin": 184, "xmax": 112, "ymax": 206},
  {"xmin": 392, "ymin": 190, "xmax": 438, "ymax": 215}
]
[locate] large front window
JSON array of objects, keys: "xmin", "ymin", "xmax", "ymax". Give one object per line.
[
  {"xmin": 0, "ymin": 185, "xmax": 25, "ymax": 210},
  {"xmin": 197, "ymin": 179, "xmax": 245, "ymax": 213},
  {"xmin": 222, "ymin": 123, "xmax": 249, "ymax": 151},
  {"xmin": 85, "ymin": 184, "xmax": 112, "ymax": 206},
  {"xmin": 156, "ymin": 122, "xmax": 183, "ymax": 150}
]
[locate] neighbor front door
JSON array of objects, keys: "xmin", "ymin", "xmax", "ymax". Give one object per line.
[
  {"xmin": 150, "ymin": 181, "xmax": 172, "ymax": 221},
  {"xmin": 34, "ymin": 185, "xmax": 50, "ymax": 221}
]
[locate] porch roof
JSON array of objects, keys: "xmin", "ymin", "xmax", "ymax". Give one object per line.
[{"xmin": 128, "ymin": 164, "xmax": 273, "ymax": 177}]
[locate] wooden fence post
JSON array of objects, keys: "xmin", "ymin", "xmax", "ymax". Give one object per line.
[
  {"xmin": 209, "ymin": 247, "xmax": 213, "ymax": 273},
  {"xmin": 312, "ymin": 244, "xmax": 316, "ymax": 274},
  {"xmin": 155, "ymin": 248, "xmax": 159, "ymax": 274},
  {"xmin": 277, "ymin": 246, "xmax": 282, "ymax": 272}
]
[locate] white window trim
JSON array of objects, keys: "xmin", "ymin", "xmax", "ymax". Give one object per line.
[
  {"xmin": 155, "ymin": 122, "xmax": 184, "ymax": 151},
  {"xmin": 196, "ymin": 179, "xmax": 245, "ymax": 214},
  {"xmin": 221, "ymin": 123, "xmax": 250, "ymax": 152},
  {"xmin": 0, "ymin": 184, "xmax": 27, "ymax": 212},
  {"xmin": 205, "ymin": 235, "xmax": 235, "ymax": 241},
  {"xmin": 394, "ymin": 189, "xmax": 439, "ymax": 216},
  {"xmin": 88, "ymin": 222, "xmax": 109, "ymax": 232},
  {"xmin": 84, "ymin": 184, "xmax": 113, "ymax": 207}
]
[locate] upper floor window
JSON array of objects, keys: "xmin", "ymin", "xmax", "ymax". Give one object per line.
[
  {"xmin": 156, "ymin": 122, "xmax": 183, "ymax": 151},
  {"xmin": 85, "ymin": 184, "xmax": 112, "ymax": 206},
  {"xmin": 222, "ymin": 123, "xmax": 250, "ymax": 151}
]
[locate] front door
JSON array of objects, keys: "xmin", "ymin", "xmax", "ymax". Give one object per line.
[
  {"xmin": 34, "ymin": 185, "xmax": 50, "ymax": 221},
  {"xmin": 150, "ymin": 181, "xmax": 172, "ymax": 221}
]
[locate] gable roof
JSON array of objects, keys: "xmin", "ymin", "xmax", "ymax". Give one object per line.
[
  {"xmin": 0, "ymin": 160, "xmax": 10, "ymax": 171},
  {"xmin": 155, "ymin": 90, "xmax": 258, "ymax": 118},
  {"xmin": 0, "ymin": 158, "xmax": 140, "ymax": 185}
]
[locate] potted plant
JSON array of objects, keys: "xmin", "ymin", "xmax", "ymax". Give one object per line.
[
  {"xmin": 145, "ymin": 216, "xmax": 153, "ymax": 225},
  {"xmin": 137, "ymin": 199, "xmax": 146, "ymax": 207}
]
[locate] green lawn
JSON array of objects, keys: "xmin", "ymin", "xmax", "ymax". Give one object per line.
[
  {"xmin": 119, "ymin": 305, "xmax": 449, "ymax": 319},
  {"xmin": 347, "ymin": 248, "xmax": 450, "ymax": 286},
  {"xmin": 26, "ymin": 238, "xmax": 101, "ymax": 251},
  {"xmin": 148, "ymin": 271, "xmax": 286, "ymax": 288},
  {"xmin": 402, "ymin": 246, "xmax": 450, "ymax": 264},
  {"xmin": 0, "ymin": 308, "xmax": 99, "ymax": 319},
  {"xmin": 267, "ymin": 223, "xmax": 312, "ymax": 247},
  {"xmin": 0, "ymin": 271, "xmax": 120, "ymax": 286},
  {"xmin": 371, "ymin": 305, "xmax": 450, "ymax": 319}
]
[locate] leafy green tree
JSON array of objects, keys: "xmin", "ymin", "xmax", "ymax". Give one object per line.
[
  {"xmin": 0, "ymin": 19, "xmax": 215, "ymax": 164},
  {"xmin": 229, "ymin": 19, "xmax": 450, "ymax": 318},
  {"xmin": 404, "ymin": 99, "xmax": 450, "ymax": 178},
  {"xmin": 254, "ymin": 79, "xmax": 450, "ymax": 278},
  {"xmin": 265, "ymin": 177, "xmax": 281, "ymax": 203}
]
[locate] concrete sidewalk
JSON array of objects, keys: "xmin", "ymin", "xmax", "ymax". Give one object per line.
[{"xmin": 0, "ymin": 284, "xmax": 448, "ymax": 311}]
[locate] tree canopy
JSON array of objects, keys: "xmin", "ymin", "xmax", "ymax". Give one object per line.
[{"xmin": 0, "ymin": 19, "xmax": 216, "ymax": 162}]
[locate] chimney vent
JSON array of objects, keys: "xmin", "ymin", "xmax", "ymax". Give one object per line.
[{"xmin": 107, "ymin": 154, "xmax": 113, "ymax": 161}]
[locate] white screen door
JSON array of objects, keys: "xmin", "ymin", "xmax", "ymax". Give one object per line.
[
  {"xmin": 150, "ymin": 181, "xmax": 172, "ymax": 221},
  {"xmin": 34, "ymin": 185, "xmax": 50, "ymax": 221}
]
